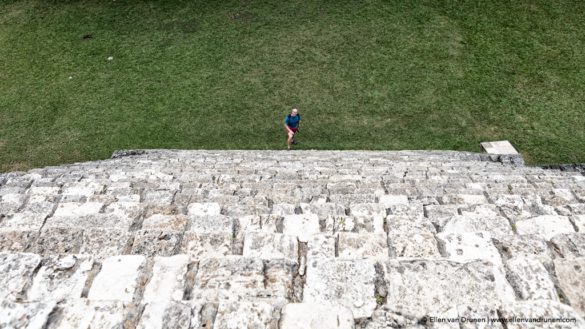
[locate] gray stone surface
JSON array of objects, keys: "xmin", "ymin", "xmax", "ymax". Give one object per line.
[
  {"xmin": 280, "ymin": 303, "xmax": 355, "ymax": 329},
  {"xmin": 554, "ymin": 257, "xmax": 585, "ymax": 317},
  {"xmin": 505, "ymin": 256, "xmax": 559, "ymax": 301},
  {"xmin": 382, "ymin": 259, "xmax": 515, "ymax": 318},
  {"xmin": 0, "ymin": 252, "xmax": 42, "ymax": 300},
  {"xmin": 303, "ymin": 259, "xmax": 377, "ymax": 319},
  {"xmin": 2, "ymin": 150, "xmax": 585, "ymax": 325},
  {"xmin": 0, "ymin": 300, "xmax": 56, "ymax": 329},
  {"xmin": 498, "ymin": 300, "xmax": 585, "ymax": 329}
]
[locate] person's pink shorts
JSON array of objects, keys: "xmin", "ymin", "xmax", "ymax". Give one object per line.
[{"xmin": 286, "ymin": 127, "xmax": 298, "ymax": 134}]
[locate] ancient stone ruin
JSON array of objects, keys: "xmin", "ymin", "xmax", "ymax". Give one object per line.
[{"xmin": 0, "ymin": 150, "xmax": 584, "ymax": 328}]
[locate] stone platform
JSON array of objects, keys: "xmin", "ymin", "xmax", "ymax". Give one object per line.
[{"xmin": 1, "ymin": 150, "xmax": 585, "ymax": 328}]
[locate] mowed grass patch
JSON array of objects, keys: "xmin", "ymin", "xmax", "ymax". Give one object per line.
[{"xmin": 1, "ymin": 0, "xmax": 584, "ymax": 171}]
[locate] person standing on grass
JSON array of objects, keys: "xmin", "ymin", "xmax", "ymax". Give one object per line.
[{"xmin": 284, "ymin": 108, "xmax": 301, "ymax": 150}]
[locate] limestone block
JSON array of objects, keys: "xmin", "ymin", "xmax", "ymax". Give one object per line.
[
  {"xmin": 80, "ymin": 228, "xmax": 134, "ymax": 259},
  {"xmin": 387, "ymin": 202, "xmax": 424, "ymax": 219},
  {"xmin": 143, "ymin": 189, "xmax": 176, "ymax": 204},
  {"xmin": 29, "ymin": 255, "xmax": 94, "ymax": 301},
  {"xmin": 0, "ymin": 252, "xmax": 41, "ymax": 300},
  {"xmin": 423, "ymin": 205, "xmax": 459, "ymax": 229},
  {"xmin": 33, "ymin": 228, "xmax": 83, "ymax": 254},
  {"xmin": 437, "ymin": 231, "xmax": 503, "ymax": 265},
  {"xmin": 435, "ymin": 232, "xmax": 515, "ymax": 303},
  {"xmin": 0, "ymin": 300, "xmax": 56, "ymax": 329},
  {"xmin": 388, "ymin": 232, "xmax": 441, "ymax": 258},
  {"xmin": 52, "ymin": 202, "xmax": 103, "ymax": 217},
  {"xmin": 224, "ymin": 203, "xmax": 271, "ymax": 217},
  {"xmin": 492, "ymin": 234, "xmax": 553, "ymax": 266},
  {"xmin": 243, "ymin": 232, "xmax": 298, "ymax": 263},
  {"xmin": 0, "ymin": 230, "xmax": 38, "ymax": 252},
  {"xmin": 498, "ymin": 300, "xmax": 585, "ymax": 329},
  {"xmin": 337, "ymin": 233, "xmax": 389, "ymax": 259},
  {"xmin": 142, "ymin": 214, "xmax": 187, "ymax": 231},
  {"xmin": 0, "ymin": 213, "xmax": 46, "ymax": 231},
  {"xmin": 131, "ymin": 230, "xmax": 182, "ymax": 257},
  {"xmin": 180, "ymin": 232, "xmax": 232, "ymax": 259},
  {"xmin": 350, "ymin": 203, "xmax": 387, "ymax": 218},
  {"xmin": 237, "ymin": 215, "xmax": 263, "ymax": 232},
  {"xmin": 103, "ymin": 201, "xmax": 143, "ymax": 220},
  {"xmin": 143, "ymin": 255, "xmax": 190, "ymax": 302},
  {"xmin": 192, "ymin": 256, "xmax": 265, "ymax": 301},
  {"xmin": 307, "ymin": 234, "xmax": 336, "ymax": 261},
  {"xmin": 188, "ymin": 215, "xmax": 233, "ymax": 234},
  {"xmin": 441, "ymin": 215, "xmax": 513, "ymax": 238},
  {"xmin": 504, "ymin": 256, "xmax": 558, "ymax": 301},
  {"xmin": 300, "ymin": 202, "xmax": 346, "ymax": 219},
  {"xmin": 88, "ymin": 255, "xmax": 146, "ymax": 302},
  {"xmin": 383, "ymin": 259, "xmax": 514, "ymax": 318},
  {"xmin": 213, "ymin": 301, "xmax": 281, "ymax": 329},
  {"xmin": 0, "ymin": 194, "xmax": 25, "ymax": 214},
  {"xmin": 441, "ymin": 194, "xmax": 488, "ymax": 205},
  {"xmin": 62, "ymin": 182, "xmax": 103, "ymax": 197},
  {"xmin": 283, "ymin": 214, "xmax": 320, "ymax": 242},
  {"xmin": 387, "ymin": 215, "xmax": 436, "ymax": 235},
  {"xmin": 188, "ymin": 203, "xmax": 222, "ymax": 217},
  {"xmin": 327, "ymin": 182, "xmax": 357, "ymax": 194},
  {"xmin": 279, "ymin": 303, "xmax": 355, "ymax": 329},
  {"xmin": 45, "ymin": 213, "xmax": 134, "ymax": 230},
  {"xmin": 550, "ymin": 233, "xmax": 585, "ymax": 258},
  {"xmin": 329, "ymin": 194, "xmax": 377, "ymax": 205},
  {"xmin": 515, "ymin": 215, "xmax": 575, "ymax": 240},
  {"xmin": 379, "ymin": 195, "xmax": 409, "ymax": 207},
  {"xmin": 541, "ymin": 189, "xmax": 577, "ymax": 206},
  {"xmin": 137, "ymin": 301, "xmax": 192, "ymax": 329},
  {"xmin": 304, "ymin": 259, "xmax": 377, "ymax": 319},
  {"xmin": 572, "ymin": 215, "xmax": 585, "ymax": 232},
  {"xmin": 554, "ymin": 257, "xmax": 585, "ymax": 316},
  {"xmin": 272, "ymin": 203, "xmax": 296, "ymax": 216},
  {"xmin": 337, "ymin": 215, "xmax": 385, "ymax": 233},
  {"xmin": 47, "ymin": 300, "xmax": 140, "ymax": 329},
  {"xmin": 264, "ymin": 259, "xmax": 296, "ymax": 299}
]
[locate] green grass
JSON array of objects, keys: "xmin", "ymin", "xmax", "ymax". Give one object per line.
[{"xmin": 1, "ymin": 0, "xmax": 585, "ymax": 171}]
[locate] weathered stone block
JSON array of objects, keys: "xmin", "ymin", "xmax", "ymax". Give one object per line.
[
  {"xmin": 554, "ymin": 257, "xmax": 585, "ymax": 317},
  {"xmin": 388, "ymin": 232, "xmax": 441, "ymax": 258},
  {"xmin": 283, "ymin": 214, "xmax": 320, "ymax": 242},
  {"xmin": 0, "ymin": 300, "xmax": 56, "ymax": 329},
  {"xmin": 213, "ymin": 301, "xmax": 282, "ymax": 329},
  {"xmin": 131, "ymin": 230, "xmax": 182, "ymax": 257},
  {"xmin": 0, "ymin": 230, "xmax": 38, "ymax": 252},
  {"xmin": 498, "ymin": 300, "xmax": 585, "ymax": 328},
  {"xmin": 243, "ymin": 232, "xmax": 298, "ymax": 263},
  {"xmin": 505, "ymin": 256, "xmax": 558, "ymax": 301},
  {"xmin": 80, "ymin": 228, "xmax": 133, "ymax": 259},
  {"xmin": 304, "ymin": 259, "xmax": 376, "ymax": 319},
  {"xmin": 515, "ymin": 215, "xmax": 575, "ymax": 240},
  {"xmin": 0, "ymin": 252, "xmax": 41, "ymax": 300},
  {"xmin": 188, "ymin": 203, "xmax": 221, "ymax": 217},
  {"xmin": 188, "ymin": 215, "xmax": 233, "ymax": 234},
  {"xmin": 280, "ymin": 303, "xmax": 355, "ymax": 329},
  {"xmin": 52, "ymin": 202, "xmax": 103, "ymax": 217},
  {"xmin": 550, "ymin": 233, "xmax": 585, "ymax": 258},
  {"xmin": 142, "ymin": 214, "xmax": 187, "ymax": 231},
  {"xmin": 180, "ymin": 232, "xmax": 232, "ymax": 259},
  {"xmin": 383, "ymin": 259, "xmax": 515, "ymax": 318},
  {"xmin": 143, "ymin": 255, "xmax": 190, "ymax": 302},
  {"xmin": 192, "ymin": 256, "xmax": 265, "ymax": 301},
  {"xmin": 29, "ymin": 255, "xmax": 94, "ymax": 301},
  {"xmin": 88, "ymin": 255, "xmax": 146, "ymax": 302},
  {"xmin": 337, "ymin": 233, "xmax": 388, "ymax": 259},
  {"xmin": 33, "ymin": 228, "xmax": 83, "ymax": 254},
  {"xmin": 137, "ymin": 301, "xmax": 192, "ymax": 329}
]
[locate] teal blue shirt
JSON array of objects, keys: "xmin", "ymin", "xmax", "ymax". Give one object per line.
[{"xmin": 285, "ymin": 114, "xmax": 301, "ymax": 128}]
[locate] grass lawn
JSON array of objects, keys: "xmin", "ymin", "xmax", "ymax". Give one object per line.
[{"xmin": 1, "ymin": 0, "xmax": 585, "ymax": 171}]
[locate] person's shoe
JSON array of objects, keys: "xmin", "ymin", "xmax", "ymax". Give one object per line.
[{"xmin": 291, "ymin": 139, "xmax": 299, "ymax": 145}]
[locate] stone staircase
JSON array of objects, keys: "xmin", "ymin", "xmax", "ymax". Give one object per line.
[{"xmin": 0, "ymin": 150, "xmax": 584, "ymax": 329}]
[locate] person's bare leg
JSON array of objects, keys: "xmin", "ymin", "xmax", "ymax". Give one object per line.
[{"xmin": 287, "ymin": 131, "xmax": 294, "ymax": 149}]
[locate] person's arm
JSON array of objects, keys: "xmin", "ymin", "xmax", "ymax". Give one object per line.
[{"xmin": 284, "ymin": 117, "xmax": 293, "ymax": 133}]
